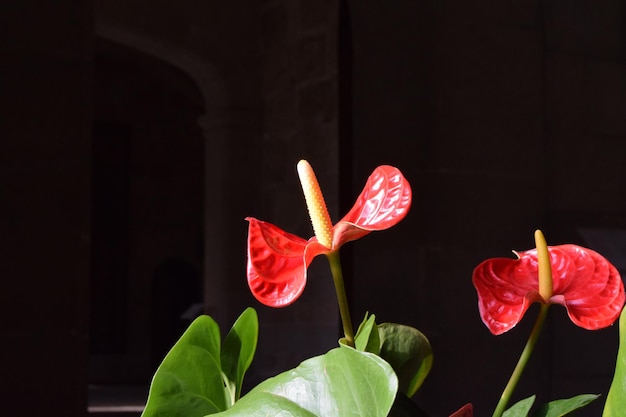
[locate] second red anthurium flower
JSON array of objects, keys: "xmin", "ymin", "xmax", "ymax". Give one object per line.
[
  {"xmin": 246, "ymin": 160, "xmax": 411, "ymax": 307},
  {"xmin": 472, "ymin": 232, "xmax": 625, "ymax": 335}
]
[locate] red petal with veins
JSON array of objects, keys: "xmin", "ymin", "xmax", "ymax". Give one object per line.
[
  {"xmin": 473, "ymin": 244, "xmax": 625, "ymax": 335},
  {"xmin": 472, "ymin": 255, "xmax": 541, "ymax": 335},
  {"xmin": 548, "ymin": 245, "xmax": 625, "ymax": 330},
  {"xmin": 246, "ymin": 218, "xmax": 329, "ymax": 307},
  {"xmin": 333, "ymin": 165, "xmax": 412, "ymax": 248}
]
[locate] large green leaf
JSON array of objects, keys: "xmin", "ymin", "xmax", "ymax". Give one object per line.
[
  {"xmin": 533, "ymin": 394, "xmax": 599, "ymax": 417},
  {"xmin": 211, "ymin": 347, "xmax": 398, "ymax": 417},
  {"xmin": 221, "ymin": 307, "xmax": 259, "ymax": 403},
  {"xmin": 378, "ymin": 323, "xmax": 433, "ymax": 397},
  {"xmin": 503, "ymin": 395, "xmax": 535, "ymax": 417},
  {"xmin": 142, "ymin": 315, "xmax": 227, "ymax": 417},
  {"xmin": 603, "ymin": 306, "xmax": 626, "ymax": 417}
]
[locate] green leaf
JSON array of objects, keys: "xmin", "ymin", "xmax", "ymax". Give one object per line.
[
  {"xmin": 211, "ymin": 347, "xmax": 398, "ymax": 417},
  {"xmin": 141, "ymin": 315, "xmax": 227, "ymax": 417},
  {"xmin": 604, "ymin": 306, "xmax": 626, "ymax": 417},
  {"xmin": 503, "ymin": 396, "xmax": 535, "ymax": 417},
  {"xmin": 221, "ymin": 307, "xmax": 259, "ymax": 403},
  {"xmin": 534, "ymin": 394, "xmax": 599, "ymax": 417},
  {"xmin": 354, "ymin": 313, "xmax": 381, "ymax": 354},
  {"xmin": 378, "ymin": 323, "xmax": 433, "ymax": 397}
]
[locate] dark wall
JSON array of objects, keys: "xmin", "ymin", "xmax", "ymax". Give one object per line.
[
  {"xmin": 0, "ymin": 1, "xmax": 92, "ymax": 415},
  {"xmin": 347, "ymin": 1, "xmax": 626, "ymax": 416},
  {"xmin": 3, "ymin": 1, "xmax": 625, "ymax": 416}
]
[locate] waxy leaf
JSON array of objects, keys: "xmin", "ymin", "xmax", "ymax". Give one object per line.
[
  {"xmin": 503, "ymin": 396, "xmax": 535, "ymax": 417},
  {"xmin": 354, "ymin": 313, "xmax": 381, "ymax": 355},
  {"xmin": 534, "ymin": 394, "xmax": 599, "ymax": 417},
  {"xmin": 352, "ymin": 315, "xmax": 432, "ymax": 417},
  {"xmin": 603, "ymin": 306, "xmax": 626, "ymax": 416},
  {"xmin": 378, "ymin": 323, "xmax": 433, "ymax": 397},
  {"xmin": 211, "ymin": 347, "xmax": 398, "ymax": 417},
  {"xmin": 501, "ymin": 394, "xmax": 599, "ymax": 417},
  {"xmin": 141, "ymin": 310, "xmax": 259, "ymax": 417},
  {"xmin": 141, "ymin": 315, "xmax": 227, "ymax": 417},
  {"xmin": 220, "ymin": 308, "xmax": 258, "ymax": 404}
]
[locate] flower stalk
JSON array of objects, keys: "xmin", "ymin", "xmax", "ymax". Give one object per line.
[
  {"xmin": 297, "ymin": 160, "xmax": 354, "ymax": 346},
  {"xmin": 492, "ymin": 303, "xmax": 550, "ymax": 417},
  {"xmin": 492, "ymin": 230, "xmax": 554, "ymax": 417},
  {"xmin": 327, "ymin": 251, "xmax": 355, "ymax": 347}
]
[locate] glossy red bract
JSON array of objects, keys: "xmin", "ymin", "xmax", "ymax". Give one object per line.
[
  {"xmin": 473, "ymin": 244, "xmax": 625, "ymax": 335},
  {"xmin": 246, "ymin": 165, "xmax": 412, "ymax": 307}
]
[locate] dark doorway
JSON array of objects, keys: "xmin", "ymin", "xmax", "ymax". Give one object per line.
[{"xmin": 89, "ymin": 38, "xmax": 205, "ymax": 399}]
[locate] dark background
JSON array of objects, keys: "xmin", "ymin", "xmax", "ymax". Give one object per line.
[{"xmin": 2, "ymin": 1, "xmax": 625, "ymax": 416}]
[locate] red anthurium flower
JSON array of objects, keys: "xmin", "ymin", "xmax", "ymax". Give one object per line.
[
  {"xmin": 246, "ymin": 161, "xmax": 411, "ymax": 307},
  {"xmin": 473, "ymin": 240, "xmax": 625, "ymax": 335}
]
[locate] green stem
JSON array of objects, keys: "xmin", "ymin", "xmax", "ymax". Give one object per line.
[
  {"xmin": 492, "ymin": 304, "xmax": 551, "ymax": 417},
  {"xmin": 326, "ymin": 250, "xmax": 355, "ymax": 347}
]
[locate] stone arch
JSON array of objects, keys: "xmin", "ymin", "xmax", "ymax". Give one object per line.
[
  {"xmin": 95, "ymin": 23, "xmax": 227, "ymax": 113},
  {"xmin": 94, "ymin": 23, "xmax": 234, "ymax": 328}
]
